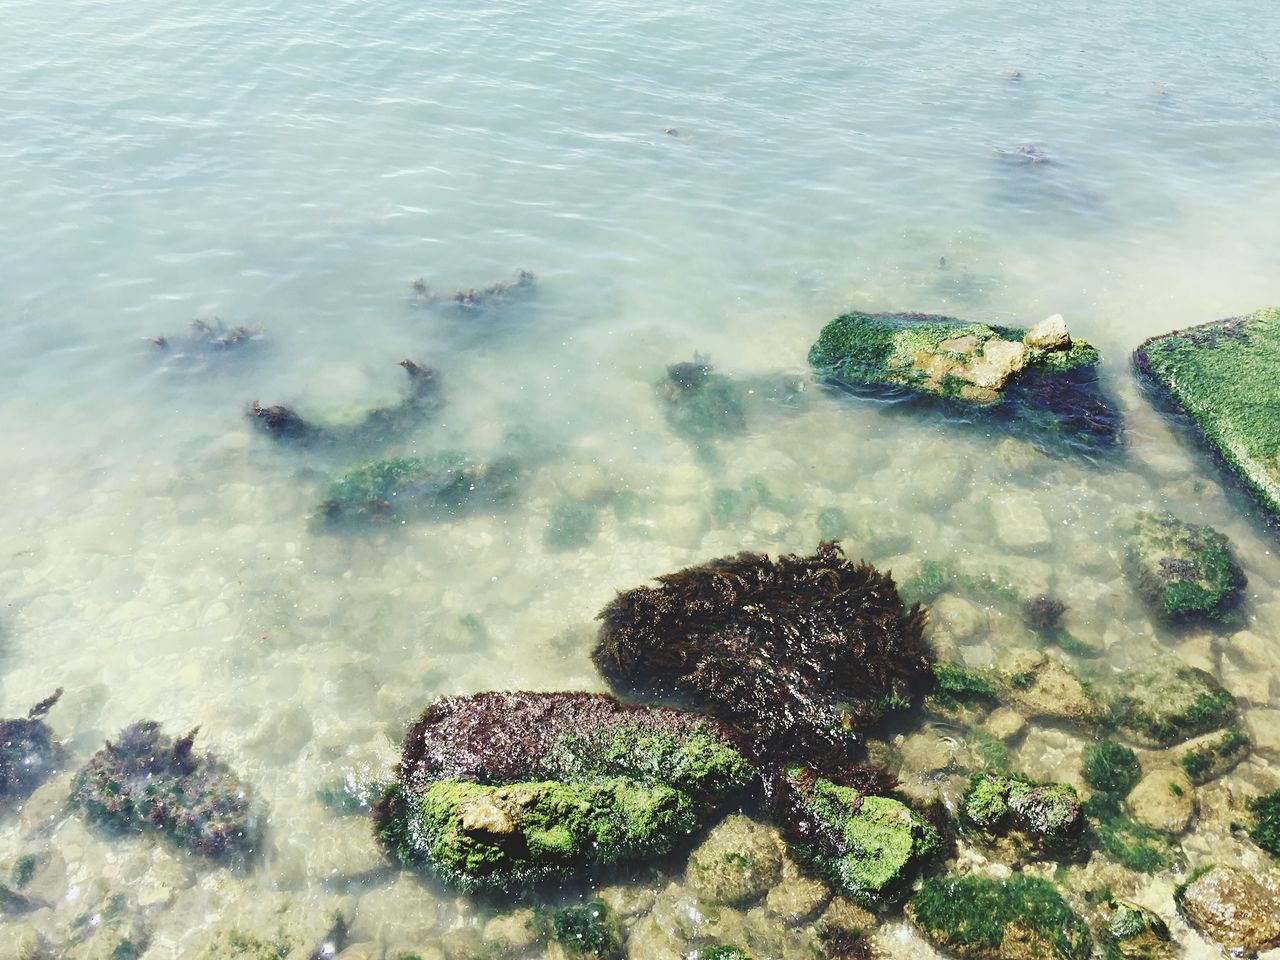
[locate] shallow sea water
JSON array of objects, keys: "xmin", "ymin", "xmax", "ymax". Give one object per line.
[{"xmin": 3, "ymin": 0, "xmax": 1280, "ymax": 956}]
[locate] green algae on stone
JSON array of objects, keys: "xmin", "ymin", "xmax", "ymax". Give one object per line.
[
  {"xmin": 317, "ymin": 452, "xmax": 520, "ymax": 524},
  {"xmin": 809, "ymin": 311, "xmax": 1119, "ymax": 454},
  {"xmin": 700, "ymin": 948, "xmax": 753, "ymax": 960},
  {"xmin": 1097, "ymin": 898, "xmax": 1172, "ymax": 960},
  {"xmin": 961, "ymin": 772, "xmax": 1086, "ymax": 859},
  {"xmin": 1121, "ymin": 512, "xmax": 1246, "ymax": 621},
  {"xmin": 376, "ymin": 777, "xmax": 698, "ymax": 891},
  {"xmin": 778, "ymin": 767, "xmax": 941, "ymax": 910},
  {"xmin": 1108, "ymin": 662, "xmax": 1237, "ymax": 748},
  {"xmin": 909, "ymin": 874, "xmax": 1092, "ymax": 960},
  {"xmin": 548, "ymin": 900, "xmax": 623, "ymax": 959},
  {"xmin": 1134, "ymin": 308, "xmax": 1280, "ymax": 524},
  {"xmin": 544, "ymin": 499, "xmax": 603, "ymax": 551},
  {"xmin": 1082, "ymin": 741, "xmax": 1142, "ymax": 797},
  {"xmin": 1248, "ymin": 789, "xmax": 1280, "ymax": 857},
  {"xmin": 1175, "ymin": 727, "xmax": 1250, "ymax": 785},
  {"xmin": 1084, "ymin": 791, "xmax": 1179, "ymax": 874},
  {"xmin": 658, "ymin": 360, "xmax": 748, "ymax": 443}
]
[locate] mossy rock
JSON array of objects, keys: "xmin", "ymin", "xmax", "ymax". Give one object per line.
[
  {"xmin": 1084, "ymin": 791, "xmax": 1181, "ymax": 874},
  {"xmin": 317, "ymin": 452, "xmax": 521, "ymax": 524},
  {"xmin": 778, "ymin": 767, "xmax": 941, "ymax": 910},
  {"xmin": 1121, "ymin": 512, "xmax": 1245, "ymax": 621},
  {"xmin": 809, "ymin": 311, "xmax": 1120, "ymax": 455},
  {"xmin": 909, "ymin": 874, "xmax": 1092, "ymax": 960},
  {"xmin": 1174, "ymin": 727, "xmax": 1250, "ymax": 785},
  {"xmin": 961, "ymin": 772, "xmax": 1086, "ymax": 860},
  {"xmin": 1134, "ymin": 308, "xmax": 1280, "ymax": 525},
  {"xmin": 1249, "ymin": 789, "xmax": 1280, "ymax": 858},
  {"xmin": 657, "ymin": 360, "xmax": 748, "ymax": 443},
  {"xmin": 1082, "ymin": 740, "xmax": 1142, "ymax": 797},
  {"xmin": 547, "ymin": 900, "xmax": 623, "ymax": 959},
  {"xmin": 1097, "ymin": 897, "xmax": 1172, "ymax": 960},
  {"xmin": 1107, "ymin": 662, "xmax": 1237, "ymax": 748}
]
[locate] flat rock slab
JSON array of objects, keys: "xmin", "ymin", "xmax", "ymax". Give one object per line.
[{"xmin": 1134, "ymin": 307, "xmax": 1280, "ymax": 525}]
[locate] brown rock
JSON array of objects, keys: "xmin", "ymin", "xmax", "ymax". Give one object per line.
[
  {"xmin": 1126, "ymin": 765, "xmax": 1196, "ymax": 835},
  {"xmin": 457, "ymin": 794, "xmax": 516, "ymax": 836},
  {"xmin": 1179, "ymin": 866, "xmax": 1280, "ymax": 954},
  {"xmin": 941, "ymin": 335, "xmax": 982, "ymax": 355},
  {"xmin": 1024, "ymin": 314, "xmax": 1071, "ymax": 351}
]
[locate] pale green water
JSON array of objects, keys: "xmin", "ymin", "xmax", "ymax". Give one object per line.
[{"xmin": 2, "ymin": 0, "xmax": 1280, "ymax": 957}]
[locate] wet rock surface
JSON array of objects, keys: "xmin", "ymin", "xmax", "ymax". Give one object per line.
[
  {"xmin": 1121, "ymin": 512, "xmax": 1246, "ymax": 622},
  {"xmin": 1107, "ymin": 661, "xmax": 1237, "ymax": 748},
  {"xmin": 1177, "ymin": 865, "xmax": 1280, "ymax": 955}
]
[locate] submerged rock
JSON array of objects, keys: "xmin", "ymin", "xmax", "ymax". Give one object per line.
[
  {"xmin": 70, "ymin": 722, "xmax": 255, "ymax": 857},
  {"xmin": 1084, "ymin": 790, "xmax": 1181, "ymax": 875},
  {"xmin": 0, "ymin": 690, "xmax": 63, "ymax": 808},
  {"xmin": 777, "ymin": 766, "xmax": 941, "ymax": 910},
  {"xmin": 685, "ymin": 815, "xmax": 783, "ymax": 907},
  {"xmin": 592, "ymin": 543, "xmax": 932, "ymax": 762},
  {"xmin": 1125, "ymin": 765, "xmax": 1195, "ymax": 835},
  {"xmin": 808, "ymin": 311, "xmax": 1120, "ymax": 454},
  {"xmin": 1121, "ymin": 512, "xmax": 1245, "ymax": 622},
  {"xmin": 1174, "ymin": 726, "xmax": 1250, "ymax": 785},
  {"xmin": 543, "ymin": 900, "xmax": 623, "ymax": 960},
  {"xmin": 150, "ymin": 317, "xmax": 264, "ymax": 360},
  {"xmin": 1107, "ymin": 661, "xmax": 1237, "ymax": 748},
  {"xmin": 1081, "ymin": 740, "xmax": 1141, "ymax": 797},
  {"xmin": 316, "ymin": 452, "xmax": 521, "ymax": 524},
  {"xmin": 1095, "ymin": 897, "xmax": 1172, "ymax": 960},
  {"xmin": 249, "ymin": 359, "xmax": 441, "ymax": 449},
  {"xmin": 1177, "ymin": 865, "xmax": 1280, "ymax": 955},
  {"xmin": 658, "ymin": 359, "xmax": 748, "ymax": 443},
  {"xmin": 373, "ymin": 692, "xmax": 755, "ymax": 891},
  {"xmin": 410, "ymin": 269, "xmax": 536, "ymax": 309},
  {"xmin": 1134, "ymin": 307, "xmax": 1280, "ymax": 525},
  {"xmin": 1248, "ymin": 788, "xmax": 1280, "ymax": 857},
  {"xmin": 908, "ymin": 874, "xmax": 1092, "ymax": 960},
  {"xmin": 961, "ymin": 772, "xmax": 1086, "ymax": 860}
]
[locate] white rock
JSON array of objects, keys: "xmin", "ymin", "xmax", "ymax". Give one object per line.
[
  {"xmin": 991, "ymin": 494, "xmax": 1052, "ymax": 551},
  {"xmin": 1024, "ymin": 313, "xmax": 1071, "ymax": 351}
]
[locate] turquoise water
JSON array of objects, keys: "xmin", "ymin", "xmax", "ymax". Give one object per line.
[{"xmin": 3, "ymin": 1, "xmax": 1280, "ymax": 956}]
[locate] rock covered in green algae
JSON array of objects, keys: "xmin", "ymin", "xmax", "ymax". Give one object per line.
[
  {"xmin": 1096, "ymin": 898, "xmax": 1171, "ymax": 960},
  {"xmin": 776, "ymin": 766, "xmax": 941, "ymax": 910},
  {"xmin": 1249, "ymin": 788, "xmax": 1280, "ymax": 857},
  {"xmin": 961, "ymin": 772, "xmax": 1086, "ymax": 860},
  {"xmin": 908, "ymin": 874, "xmax": 1092, "ymax": 960},
  {"xmin": 0, "ymin": 690, "xmax": 63, "ymax": 808},
  {"xmin": 658, "ymin": 360, "xmax": 748, "ymax": 442},
  {"xmin": 70, "ymin": 722, "xmax": 255, "ymax": 857},
  {"xmin": 809, "ymin": 311, "xmax": 1120, "ymax": 453},
  {"xmin": 1134, "ymin": 307, "xmax": 1280, "ymax": 524},
  {"xmin": 249, "ymin": 359, "xmax": 441, "ymax": 449},
  {"xmin": 685, "ymin": 814, "xmax": 783, "ymax": 907},
  {"xmin": 700, "ymin": 948, "xmax": 754, "ymax": 960},
  {"xmin": 1174, "ymin": 726, "xmax": 1250, "ymax": 785},
  {"xmin": 1121, "ymin": 512, "xmax": 1246, "ymax": 621},
  {"xmin": 1081, "ymin": 740, "xmax": 1142, "ymax": 797},
  {"xmin": 1083, "ymin": 790, "xmax": 1180, "ymax": 875},
  {"xmin": 543, "ymin": 900, "xmax": 623, "ymax": 959},
  {"xmin": 316, "ymin": 452, "xmax": 521, "ymax": 524},
  {"xmin": 1107, "ymin": 661, "xmax": 1237, "ymax": 748},
  {"xmin": 1177, "ymin": 865, "xmax": 1280, "ymax": 955},
  {"xmin": 593, "ymin": 543, "xmax": 932, "ymax": 762},
  {"xmin": 373, "ymin": 692, "xmax": 755, "ymax": 891}
]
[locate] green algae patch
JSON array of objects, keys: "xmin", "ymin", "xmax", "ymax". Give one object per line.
[
  {"xmin": 700, "ymin": 948, "xmax": 753, "ymax": 960},
  {"xmin": 1135, "ymin": 307, "xmax": 1280, "ymax": 524},
  {"xmin": 1098, "ymin": 897, "xmax": 1171, "ymax": 960},
  {"xmin": 1249, "ymin": 789, "xmax": 1280, "ymax": 857},
  {"xmin": 1108, "ymin": 662, "xmax": 1237, "ymax": 748},
  {"xmin": 779, "ymin": 768, "xmax": 941, "ymax": 910},
  {"xmin": 1084, "ymin": 791, "xmax": 1179, "ymax": 874},
  {"xmin": 1082, "ymin": 740, "xmax": 1142, "ymax": 797},
  {"xmin": 317, "ymin": 452, "xmax": 520, "ymax": 524},
  {"xmin": 909, "ymin": 874, "xmax": 1092, "ymax": 960},
  {"xmin": 1121, "ymin": 512, "xmax": 1245, "ymax": 622},
  {"xmin": 376, "ymin": 777, "xmax": 698, "ymax": 891},
  {"xmin": 962, "ymin": 772, "xmax": 1086, "ymax": 859},
  {"xmin": 548, "ymin": 900, "xmax": 623, "ymax": 959},
  {"xmin": 1175, "ymin": 727, "xmax": 1250, "ymax": 785},
  {"xmin": 658, "ymin": 360, "xmax": 748, "ymax": 443},
  {"xmin": 809, "ymin": 311, "xmax": 1118, "ymax": 455}
]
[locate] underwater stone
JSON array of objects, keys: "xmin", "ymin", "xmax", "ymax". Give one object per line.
[
  {"xmin": 999, "ymin": 652, "xmax": 1106, "ymax": 728},
  {"xmin": 1125, "ymin": 764, "xmax": 1195, "ymax": 835},
  {"xmin": 961, "ymin": 772, "xmax": 1086, "ymax": 860},
  {"xmin": 685, "ymin": 814, "xmax": 783, "ymax": 907},
  {"xmin": 410, "ymin": 268, "xmax": 536, "ymax": 309},
  {"xmin": 1081, "ymin": 740, "xmax": 1142, "ymax": 797},
  {"xmin": 1121, "ymin": 512, "xmax": 1245, "ymax": 622},
  {"xmin": 1174, "ymin": 726, "xmax": 1250, "ymax": 785},
  {"xmin": 809, "ymin": 311, "xmax": 1120, "ymax": 454},
  {"xmin": 1096, "ymin": 897, "xmax": 1171, "ymax": 960},
  {"xmin": 70, "ymin": 721, "xmax": 255, "ymax": 858},
  {"xmin": 1248, "ymin": 789, "xmax": 1280, "ymax": 857},
  {"xmin": 150, "ymin": 317, "xmax": 263, "ymax": 356},
  {"xmin": 0, "ymin": 690, "xmax": 63, "ymax": 809},
  {"xmin": 316, "ymin": 452, "xmax": 521, "ymax": 524},
  {"xmin": 657, "ymin": 359, "xmax": 748, "ymax": 444},
  {"xmin": 547, "ymin": 900, "xmax": 623, "ymax": 959},
  {"xmin": 1178, "ymin": 866, "xmax": 1280, "ymax": 955},
  {"xmin": 909, "ymin": 874, "xmax": 1092, "ymax": 960},
  {"xmin": 1134, "ymin": 307, "xmax": 1280, "ymax": 525},
  {"xmin": 1084, "ymin": 790, "xmax": 1180, "ymax": 874},
  {"xmin": 1108, "ymin": 661, "xmax": 1237, "ymax": 748},
  {"xmin": 593, "ymin": 543, "xmax": 932, "ymax": 762},
  {"xmin": 777, "ymin": 766, "xmax": 941, "ymax": 910},
  {"xmin": 374, "ymin": 692, "xmax": 755, "ymax": 891},
  {"xmin": 249, "ymin": 359, "xmax": 441, "ymax": 450}
]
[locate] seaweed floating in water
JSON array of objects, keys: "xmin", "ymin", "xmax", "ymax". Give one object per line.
[
  {"xmin": 150, "ymin": 317, "xmax": 264, "ymax": 362},
  {"xmin": 372, "ymin": 691, "xmax": 756, "ymax": 891},
  {"xmin": 0, "ymin": 689, "xmax": 64, "ymax": 808},
  {"xmin": 70, "ymin": 722, "xmax": 256, "ymax": 858},
  {"xmin": 316, "ymin": 451, "xmax": 522, "ymax": 525},
  {"xmin": 592, "ymin": 542, "xmax": 933, "ymax": 763},
  {"xmin": 410, "ymin": 269, "xmax": 536, "ymax": 309},
  {"xmin": 249, "ymin": 359, "xmax": 441, "ymax": 449}
]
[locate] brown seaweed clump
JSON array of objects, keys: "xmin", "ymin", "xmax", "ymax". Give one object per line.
[
  {"xmin": 592, "ymin": 542, "xmax": 932, "ymax": 762},
  {"xmin": 151, "ymin": 317, "xmax": 264, "ymax": 355},
  {"xmin": 70, "ymin": 722, "xmax": 256, "ymax": 857},
  {"xmin": 0, "ymin": 689, "xmax": 64, "ymax": 807},
  {"xmin": 410, "ymin": 269, "xmax": 536, "ymax": 309},
  {"xmin": 249, "ymin": 359, "xmax": 441, "ymax": 448}
]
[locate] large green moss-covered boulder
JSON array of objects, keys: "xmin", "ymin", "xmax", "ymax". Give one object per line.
[
  {"xmin": 1122, "ymin": 513, "xmax": 1246, "ymax": 622},
  {"xmin": 908, "ymin": 874, "xmax": 1092, "ymax": 960},
  {"xmin": 1134, "ymin": 308, "xmax": 1280, "ymax": 524},
  {"xmin": 373, "ymin": 692, "xmax": 755, "ymax": 891},
  {"xmin": 776, "ymin": 766, "xmax": 941, "ymax": 910},
  {"xmin": 316, "ymin": 452, "xmax": 521, "ymax": 524},
  {"xmin": 809, "ymin": 311, "xmax": 1120, "ymax": 454},
  {"xmin": 1107, "ymin": 661, "xmax": 1237, "ymax": 748},
  {"xmin": 961, "ymin": 772, "xmax": 1086, "ymax": 860}
]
